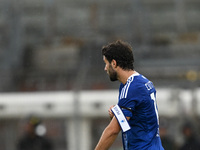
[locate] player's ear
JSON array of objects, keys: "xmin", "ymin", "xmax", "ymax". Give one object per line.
[{"xmin": 111, "ymin": 59, "xmax": 117, "ymax": 68}]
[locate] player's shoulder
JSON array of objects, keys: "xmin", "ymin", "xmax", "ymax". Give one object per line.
[
  {"xmin": 129, "ymin": 74, "xmax": 148, "ymax": 88},
  {"xmin": 129, "ymin": 74, "xmax": 155, "ymax": 93},
  {"xmin": 134, "ymin": 74, "xmax": 149, "ymax": 82}
]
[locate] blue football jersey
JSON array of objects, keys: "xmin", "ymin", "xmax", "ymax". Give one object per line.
[{"xmin": 118, "ymin": 73, "xmax": 164, "ymax": 150}]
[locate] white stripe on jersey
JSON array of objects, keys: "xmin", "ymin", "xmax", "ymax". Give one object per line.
[
  {"xmin": 120, "ymin": 84, "xmax": 126, "ymax": 99},
  {"xmin": 120, "ymin": 83, "xmax": 129, "ymax": 99},
  {"xmin": 119, "ymin": 72, "xmax": 140, "ymax": 99},
  {"xmin": 120, "ymin": 76, "xmax": 133, "ymax": 99},
  {"xmin": 124, "ymin": 81, "xmax": 131, "ymax": 98}
]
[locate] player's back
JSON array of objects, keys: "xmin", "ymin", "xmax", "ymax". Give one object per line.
[{"xmin": 118, "ymin": 74, "xmax": 164, "ymax": 150}]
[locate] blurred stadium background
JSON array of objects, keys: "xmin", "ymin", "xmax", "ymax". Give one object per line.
[{"xmin": 0, "ymin": 0, "xmax": 200, "ymax": 150}]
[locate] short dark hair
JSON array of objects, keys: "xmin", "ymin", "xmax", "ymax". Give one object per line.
[{"xmin": 102, "ymin": 40, "xmax": 134, "ymax": 70}]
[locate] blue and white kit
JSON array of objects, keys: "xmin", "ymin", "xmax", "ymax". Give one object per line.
[{"xmin": 116, "ymin": 73, "xmax": 164, "ymax": 150}]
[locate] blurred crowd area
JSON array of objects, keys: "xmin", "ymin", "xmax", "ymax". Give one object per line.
[
  {"xmin": 1, "ymin": 115, "xmax": 200, "ymax": 150},
  {"xmin": 0, "ymin": 0, "xmax": 200, "ymax": 91},
  {"xmin": 0, "ymin": 0, "xmax": 200, "ymax": 150}
]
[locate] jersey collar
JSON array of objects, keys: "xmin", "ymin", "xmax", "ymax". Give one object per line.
[{"xmin": 127, "ymin": 72, "xmax": 140, "ymax": 82}]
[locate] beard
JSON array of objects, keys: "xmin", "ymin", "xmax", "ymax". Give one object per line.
[{"xmin": 108, "ymin": 65, "xmax": 118, "ymax": 81}]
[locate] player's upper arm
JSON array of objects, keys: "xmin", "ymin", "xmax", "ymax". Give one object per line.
[
  {"xmin": 107, "ymin": 116, "xmax": 121, "ymax": 135},
  {"xmin": 107, "ymin": 116, "xmax": 131, "ymax": 135}
]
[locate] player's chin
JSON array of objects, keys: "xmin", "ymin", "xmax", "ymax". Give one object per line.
[{"xmin": 109, "ymin": 77, "xmax": 117, "ymax": 82}]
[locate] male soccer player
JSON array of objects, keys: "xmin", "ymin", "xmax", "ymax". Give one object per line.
[{"xmin": 95, "ymin": 40, "xmax": 164, "ymax": 150}]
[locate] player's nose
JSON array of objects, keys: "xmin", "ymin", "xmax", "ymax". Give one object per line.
[{"xmin": 104, "ymin": 65, "xmax": 107, "ymax": 71}]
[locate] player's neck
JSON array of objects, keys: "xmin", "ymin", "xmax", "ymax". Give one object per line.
[{"xmin": 118, "ymin": 70, "xmax": 136, "ymax": 85}]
